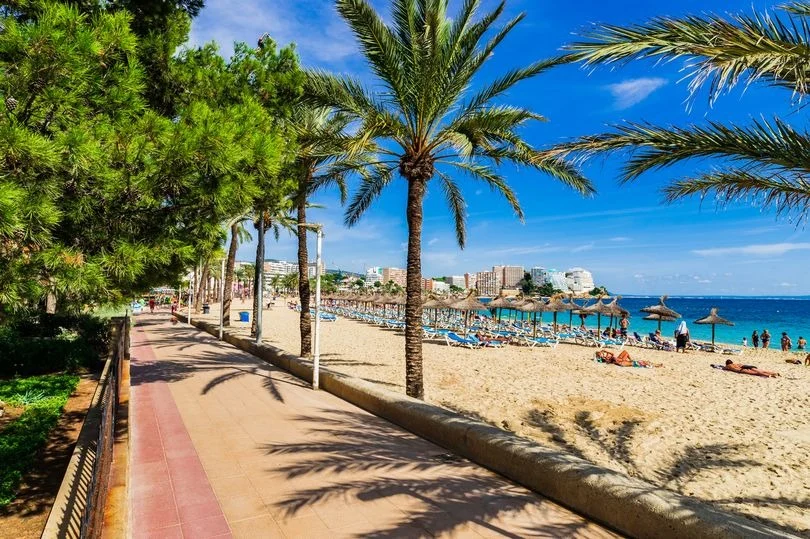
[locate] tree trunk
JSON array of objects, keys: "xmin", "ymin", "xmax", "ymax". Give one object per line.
[
  {"xmin": 297, "ymin": 192, "xmax": 312, "ymax": 357},
  {"xmin": 223, "ymin": 223, "xmax": 239, "ymax": 326},
  {"xmin": 194, "ymin": 261, "xmax": 209, "ymax": 314},
  {"xmin": 404, "ymin": 178, "xmax": 426, "ymax": 399},
  {"xmin": 251, "ymin": 216, "xmax": 265, "ymax": 337}
]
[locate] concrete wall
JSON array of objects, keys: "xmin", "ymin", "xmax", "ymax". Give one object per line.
[{"xmin": 176, "ymin": 314, "xmax": 798, "ymax": 539}]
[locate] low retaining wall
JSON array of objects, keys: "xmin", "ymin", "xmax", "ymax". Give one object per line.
[{"xmin": 178, "ymin": 314, "xmax": 797, "ymax": 539}]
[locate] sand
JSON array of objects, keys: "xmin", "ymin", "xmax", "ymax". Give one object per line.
[{"xmin": 198, "ymin": 300, "xmax": 810, "ymax": 535}]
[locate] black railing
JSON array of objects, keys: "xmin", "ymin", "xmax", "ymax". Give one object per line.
[{"xmin": 80, "ymin": 315, "xmax": 129, "ymax": 538}]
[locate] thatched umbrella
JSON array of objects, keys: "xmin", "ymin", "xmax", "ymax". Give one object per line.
[
  {"xmin": 605, "ymin": 296, "xmax": 629, "ymax": 330},
  {"xmin": 583, "ymin": 298, "xmax": 613, "ymax": 334},
  {"xmin": 517, "ymin": 298, "xmax": 546, "ymax": 337},
  {"xmin": 487, "ymin": 291, "xmax": 515, "ymax": 325},
  {"xmin": 643, "ymin": 313, "xmax": 678, "ymax": 331},
  {"xmin": 641, "ymin": 296, "xmax": 681, "ymax": 323},
  {"xmin": 694, "ymin": 307, "xmax": 734, "ymax": 345},
  {"xmin": 449, "ymin": 291, "xmax": 489, "ymax": 334},
  {"xmin": 545, "ymin": 295, "xmax": 575, "ymax": 333},
  {"xmin": 422, "ymin": 294, "xmax": 445, "ymax": 328}
]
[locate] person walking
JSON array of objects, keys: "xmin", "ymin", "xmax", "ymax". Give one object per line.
[
  {"xmin": 761, "ymin": 329, "xmax": 771, "ymax": 349},
  {"xmin": 798, "ymin": 336, "xmax": 806, "ymax": 351},
  {"xmin": 674, "ymin": 321, "xmax": 690, "ymax": 353},
  {"xmin": 751, "ymin": 330, "xmax": 759, "ymax": 349},
  {"xmin": 781, "ymin": 332, "xmax": 792, "ymax": 352}
]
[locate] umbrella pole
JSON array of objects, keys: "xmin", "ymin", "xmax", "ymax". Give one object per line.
[
  {"xmin": 658, "ymin": 319, "xmax": 662, "ymax": 331},
  {"xmin": 533, "ymin": 312, "xmax": 537, "ymax": 338},
  {"xmin": 597, "ymin": 314, "xmax": 602, "ymax": 335},
  {"xmin": 712, "ymin": 324, "xmax": 716, "ymax": 346},
  {"xmin": 553, "ymin": 312, "xmax": 558, "ymax": 334}
]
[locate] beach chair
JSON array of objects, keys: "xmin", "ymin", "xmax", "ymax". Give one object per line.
[
  {"xmin": 519, "ymin": 335, "xmax": 559, "ymax": 348},
  {"xmin": 445, "ymin": 332, "xmax": 484, "ymax": 349}
]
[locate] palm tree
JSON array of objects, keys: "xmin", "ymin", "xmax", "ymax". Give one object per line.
[
  {"xmin": 548, "ymin": 2, "xmax": 810, "ymax": 215},
  {"xmin": 289, "ymin": 108, "xmax": 365, "ymax": 357},
  {"xmin": 250, "ymin": 205, "xmax": 297, "ymax": 338},
  {"xmin": 223, "ymin": 218, "xmax": 252, "ymax": 326},
  {"xmin": 306, "ymin": 0, "xmax": 593, "ymax": 399}
]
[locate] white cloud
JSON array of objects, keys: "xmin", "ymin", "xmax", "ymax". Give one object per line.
[
  {"xmin": 692, "ymin": 242, "xmax": 810, "ymax": 257},
  {"xmin": 571, "ymin": 243, "xmax": 594, "ymax": 253},
  {"xmin": 780, "ymin": 282, "xmax": 797, "ymax": 287},
  {"xmin": 428, "ymin": 237, "xmax": 439, "ymax": 246},
  {"xmin": 697, "ymin": 279, "xmax": 712, "ymax": 284},
  {"xmin": 609, "ymin": 236, "xmax": 631, "ymax": 242},
  {"xmin": 607, "ymin": 77, "xmax": 667, "ymax": 109}
]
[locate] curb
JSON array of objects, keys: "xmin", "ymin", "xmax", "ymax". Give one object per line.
[{"xmin": 177, "ymin": 314, "xmax": 798, "ymax": 539}]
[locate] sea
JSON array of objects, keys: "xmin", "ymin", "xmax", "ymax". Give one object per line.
[{"xmin": 479, "ymin": 296, "xmax": 810, "ymax": 346}]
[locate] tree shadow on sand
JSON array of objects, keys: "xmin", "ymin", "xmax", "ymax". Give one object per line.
[
  {"xmin": 521, "ymin": 406, "xmax": 808, "ymax": 534},
  {"xmin": 260, "ymin": 408, "xmax": 603, "ymax": 538}
]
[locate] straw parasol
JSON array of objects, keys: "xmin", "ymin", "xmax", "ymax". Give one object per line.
[
  {"xmin": 545, "ymin": 295, "xmax": 576, "ymax": 333},
  {"xmin": 449, "ymin": 291, "xmax": 489, "ymax": 334},
  {"xmin": 582, "ymin": 298, "xmax": 613, "ymax": 334},
  {"xmin": 487, "ymin": 291, "xmax": 515, "ymax": 325},
  {"xmin": 641, "ymin": 295, "xmax": 681, "ymax": 319},
  {"xmin": 694, "ymin": 307, "xmax": 734, "ymax": 345},
  {"xmin": 517, "ymin": 298, "xmax": 546, "ymax": 337},
  {"xmin": 422, "ymin": 294, "xmax": 446, "ymax": 328},
  {"xmin": 605, "ymin": 296, "xmax": 629, "ymax": 330}
]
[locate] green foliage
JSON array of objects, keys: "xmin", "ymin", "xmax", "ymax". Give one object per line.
[
  {"xmin": 449, "ymin": 284, "xmax": 464, "ymax": 293},
  {"xmin": 535, "ymin": 282, "xmax": 558, "ymax": 297},
  {"xmin": 517, "ymin": 272, "xmax": 535, "ymax": 295},
  {"xmin": 553, "ymin": 3, "xmax": 810, "ymax": 219},
  {"xmin": 381, "ymin": 280, "xmax": 403, "ymax": 294},
  {"xmin": 0, "ymin": 374, "xmax": 79, "ymax": 507},
  {"xmin": 0, "ymin": 312, "xmax": 108, "ymax": 377},
  {"xmin": 590, "ymin": 286, "xmax": 609, "ymax": 297}
]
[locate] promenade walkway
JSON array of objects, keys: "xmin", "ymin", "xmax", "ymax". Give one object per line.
[{"xmin": 129, "ymin": 314, "xmax": 619, "ymax": 538}]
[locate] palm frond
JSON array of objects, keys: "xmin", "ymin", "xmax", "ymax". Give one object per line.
[
  {"xmin": 566, "ymin": 9, "xmax": 810, "ymax": 98},
  {"xmin": 436, "ymin": 171, "xmax": 467, "ymax": 247},
  {"xmin": 781, "ymin": 2, "xmax": 810, "ymax": 16},
  {"xmin": 548, "ymin": 118, "xmax": 810, "ymax": 183},
  {"xmin": 441, "ymin": 161, "xmax": 524, "ymax": 221},
  {"xmin": 344, "ymin": 166, "xmax": 395, "ymax": 226},
  {"xmin": 664, "ymin": 167, "xmax": 810, "ymax": 219}
]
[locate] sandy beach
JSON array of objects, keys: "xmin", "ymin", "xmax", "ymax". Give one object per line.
[{"xmin": 195, "ymin": 300, "xmax": 810, "ymax": 535}]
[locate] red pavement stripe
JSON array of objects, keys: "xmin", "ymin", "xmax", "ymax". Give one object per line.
[{"xmin": 130, "ymin": 324, "xmax": 232, "ymax": 539}]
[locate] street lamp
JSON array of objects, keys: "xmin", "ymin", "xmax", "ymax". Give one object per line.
[{"xmin": 298, "ymin": 223, "xmax": 323, "ymax": 390}]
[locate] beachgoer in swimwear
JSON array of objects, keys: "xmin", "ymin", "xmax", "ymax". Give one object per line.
[
  {"xmin": 751, "ymin": 330, "xmax": 759, "ymax": 348},
  {"xmin": 781, "ymin": 332, "xmax": 792, "ymax": 352},
  {"xmin": 798, "ymin": 336, "xmax": 807, "ymax": 351},
  {"xmin": 723, "ymin": 359, "xmax": 779, "ymax": 378},
  {"xmin": 620, "ymin": 315, "xmax": 629, "ymax": 339},
  {"xmin": 674, "ymin": 321, "xmax": 690, "ymax": 353},
  {"xmin": 761, "ymin": 329, "xmax": 771, "ymax": 349}
]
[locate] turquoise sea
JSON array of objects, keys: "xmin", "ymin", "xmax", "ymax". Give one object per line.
[{"xmin": 479, "ymin": 296, "xmax": 810, "ymax": 346}]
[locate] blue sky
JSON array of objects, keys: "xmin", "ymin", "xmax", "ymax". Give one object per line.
[{"xmin": 189, "ymin": 0, "xmax": 809, "ymax": 295}]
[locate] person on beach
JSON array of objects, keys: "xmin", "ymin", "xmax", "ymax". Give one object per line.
[
  {"xmin": 596, "ymin": 349, "xmax": 661, "ymax": 368},
  {"xmin": 798, "ymin": 336, "xmax": 806, "ymax": 351},
  {"xmin": 781, "ymin": 332, "xmax": 792, "ymax": 352},
  {"xmin": 148, "ymin": 297, "xmax": 156, "ymax": 313},
  {"xmin": 723, "ymin": 359, "xmax": 780, "ymax": 378},
  {"xmin": 752, "ymin": 330, "xmax": 759, "ymax": 348},
  {"xmin": 674, "ymin": 321, "xmax": 690, "ymax": 353},
  {"xmin": 805, "ymin": 354, "xmax": 810, "ymax": 366},
  {"xmin": 761, "ymin": 329, "xmax": 771, "ymax": 349},
  {"xmin": 742, "ymin": 337, "xmax": 748, "ymax": 347},
  {"xmin": 620, "ymin": 314, "xmax": 629, "ymax": 338}
]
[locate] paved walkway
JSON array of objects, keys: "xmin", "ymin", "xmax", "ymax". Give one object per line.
[{"xmin": 129, "ymin": 314, "xmax": 619, "ymax": 538}]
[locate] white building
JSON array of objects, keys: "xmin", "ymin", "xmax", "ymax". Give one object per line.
[
  {"xmin": 445, "ymin": 275, "xmax": 466, "ymax": 288},
  {"xmin": 365, "ymin": 267, "xmax": 382, "ymax": 286},
  {"xmin": 431, "ymin": 280, "xmax": 450, "ymax": 293},
  {"xmin": 476, "ymin": 270, "xmax": 501, "ymax": 296},
  {"xmin": 565, "ymin": 267, "xmax": 595, "ymax": 294},
  {"xmin": 530, "ymin": 266, "xmax": 545, "ymax": 283},
  {"xmin": 263, "ymin": 259, "xmax": 297, "ymax": 276},
  {"xmin": 543, "ymin": 268, "xmax": 569, "ymax": 292}
]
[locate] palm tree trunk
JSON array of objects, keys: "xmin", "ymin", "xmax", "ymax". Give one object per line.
[
  {"xmin": 251, "ymin": 216, "xmax": 265, "ymax": 337},
  {"xmin": 297, "ymin": 193, "xmax": 312, "ymax": 357},
  {"xmin": 223, "ymin": 223, "xmax": 239, "ymax": 326},
  {"xmin": 194, "ymin": 260, "xmax": 209, "ymax": 314},
  {"xmin": 404, "ymin": 179, "xmax": 426, "ymax": 399}
]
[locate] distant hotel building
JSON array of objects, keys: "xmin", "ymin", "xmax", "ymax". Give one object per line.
[
  {"xmin": 263, "ymin": 259, "xmax": 324, "ymax": 279},
  {"xmin": 475, "ymin": 270, "xmax": 501, "ymax": 296},
  {"xmin": 365, "ymin": 267, "xmax": 382, "ymax": 286},
  {"xmin": 565, "ymin": 267, "xmax": 595, "ymax": 294},
  {"xmin": 464, "ymin": 272, "xmax": 477, "ymax": 291},
  {"xmin": 382, "ymin": 267, "xmax": 407, "ymax": 288},
  {"xmin": 496, "ymin": 265, "xmax": 524, "ymax": 288},
  {"xmin": 445, "ymin": 275, "xmax": 466, "ymax": 289}
]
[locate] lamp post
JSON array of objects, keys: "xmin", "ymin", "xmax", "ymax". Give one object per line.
[{"xmin": 298, "ymin": 223, "xmax": 323, "ymax": 390}]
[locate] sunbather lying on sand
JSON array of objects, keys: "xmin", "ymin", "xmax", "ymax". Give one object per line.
[
  {"xmin": 595, "ymin": 350, "xmax": 662, "ymax": 368},
  {"xmin": 723, "ymin": 359, "xmax": 780, "ymax": 378},
  {"xmin": 475, "ymin": 333, "xmax": 509, "ymax": 345}
]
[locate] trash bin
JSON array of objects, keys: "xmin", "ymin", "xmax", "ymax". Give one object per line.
[
  {"xmin": 202, "ymin": 303, "xmax": 210, "ymax": 314},
  {"xmin": 238, "ymin": 311, "xmax": 250, "ymax": 322}
]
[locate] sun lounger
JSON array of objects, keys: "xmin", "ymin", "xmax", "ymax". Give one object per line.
[
  {"xmin": 519, "ymin": 335, "xmax": 559, "ymax": 348},
  {"xmin": 445, "ymin": 332, "xmax": 484, "ymax": 349}
]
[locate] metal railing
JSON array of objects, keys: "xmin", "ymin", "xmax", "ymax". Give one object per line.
[{"xmin": 80, "ymin": 315, "xmax": 129, "ymax": 538}]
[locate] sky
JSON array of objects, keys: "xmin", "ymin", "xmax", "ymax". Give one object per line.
[{"xmin": 188, "ymin": 0, "xmax": 810, "ymax": 296}]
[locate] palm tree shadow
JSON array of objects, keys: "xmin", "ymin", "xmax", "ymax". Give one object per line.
[{"xmin": 260, "ymin": 408, "xmax": 603, "ymax": 538}]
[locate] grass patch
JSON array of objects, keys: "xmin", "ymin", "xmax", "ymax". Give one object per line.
[{"xmin": 0, "ymin": 374, "xmax": 79, "ymax": 507}]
